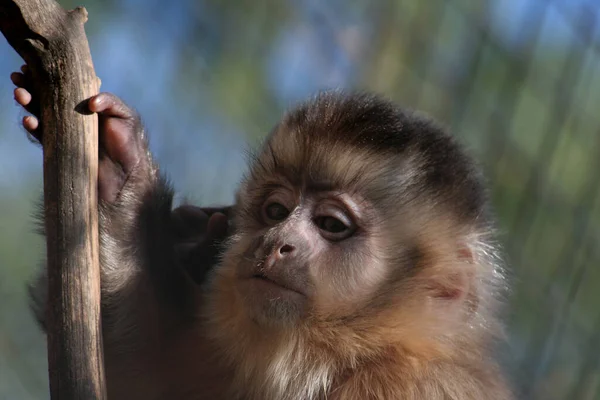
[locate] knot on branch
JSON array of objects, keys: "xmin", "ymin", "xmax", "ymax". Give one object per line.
[{"xmin": 69, "ymin": 6, "xmax": 89, "ymax": 24}]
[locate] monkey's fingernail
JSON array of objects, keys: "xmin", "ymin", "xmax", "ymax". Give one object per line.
[
  {"xmin": 207, "ymin": 213, "xmax": 229, "ymax": 238},
  {"xmin": 90, "ymin": 95, "xmax": 107, "ymax": 112},
  {"xmin": 14, "ymin": 88, "xmax": 32, "ymax": 106},
  {"xmin": 10, "ymin": 72, "xmax": 22, "ymax": 85},
  {"xmin": 23, "ymin": 116, "xmax": 39, "ymax": 132}
]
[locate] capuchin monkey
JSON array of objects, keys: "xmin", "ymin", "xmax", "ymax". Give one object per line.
[{"xmin": 11, "ymin": 64, "xmax": 512, "ymax": 399}]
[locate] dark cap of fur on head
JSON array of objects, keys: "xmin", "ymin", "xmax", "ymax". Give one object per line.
[{"xmin": 259, "ymin": 90, "xmax": 491, "ymax": 228}]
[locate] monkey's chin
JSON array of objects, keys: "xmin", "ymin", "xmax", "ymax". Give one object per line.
[{"xmin": 239, "ymin": 277, "xmax": 307, "ymax": 327}]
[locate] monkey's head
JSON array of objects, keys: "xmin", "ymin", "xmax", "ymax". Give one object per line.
[{"xmin": 206, "ymin": 92, "xmax": 505, "ymax": 361}]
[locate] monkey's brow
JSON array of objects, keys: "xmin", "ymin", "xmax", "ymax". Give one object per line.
[
  {"xmin": 261, "ymin": 178, "xmax": 338, "ymax": 193},
  {"xmin": 304, "ymin": 181, "xmax": 339, "ymax": 193},
  {"xmin": 268, "ymin": 165, "xmax": 341, "ymax": 193},
  {"xmin": 261, "ymin": 176, "xmax": 340, "ymax": 197}
]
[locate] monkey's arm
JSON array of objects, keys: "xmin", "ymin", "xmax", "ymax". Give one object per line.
[{"xmin": 12, "ymin": 67, "xmax": 229, "ymax": 349}]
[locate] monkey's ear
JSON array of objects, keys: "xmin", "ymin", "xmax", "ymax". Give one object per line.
[
  {"xmin": 432, "ymin": 270, "xmax": 472, "ymax": 302},
  {"xmin": 430, "ymin": 244, "xmax": 476, "ymax": 303},
  {"xmin": 457, "ymin": 245, "xmax": 474, "ymax": 264}
]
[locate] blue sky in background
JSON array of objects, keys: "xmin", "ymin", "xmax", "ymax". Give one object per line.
[
  {"xmin": 0, "ymin": 0, "xmax": 589, "ymax": 201},
  {"xmin": 491, "ymin": 0, "xmax": 599, "ymax": 50}
]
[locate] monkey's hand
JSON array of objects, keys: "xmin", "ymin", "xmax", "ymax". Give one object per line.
[
  {"xmin": 12, "ymin": 64, "xmax": 230, "ymax": 281},
  {"xmin": 12, "ymin": 65, "xmax": 151, "ymax": 203},
  {"xmin": 172, "ymin": 205, "xmax": 230, "ymax": 285}
]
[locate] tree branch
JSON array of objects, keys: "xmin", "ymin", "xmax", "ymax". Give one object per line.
[{"xmin": 0, "ymin": 0, "xmax": 105, "ymax": 398}]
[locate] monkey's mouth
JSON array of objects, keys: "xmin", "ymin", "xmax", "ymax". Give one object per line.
[{"xmin": 250, "ymin": 272, "xmax": 304, "ymax": 296}]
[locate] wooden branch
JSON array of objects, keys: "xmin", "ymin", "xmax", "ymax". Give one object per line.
[{"xmin": 0, "ymin": 0, "xmax": 106, "ymax": 398}]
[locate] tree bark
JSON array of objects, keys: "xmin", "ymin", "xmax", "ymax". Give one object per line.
[{"xmin": 0, "ymin": 1, "xmax": 106, "ymax": 399}]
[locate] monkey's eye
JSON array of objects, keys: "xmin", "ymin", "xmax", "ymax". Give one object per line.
[
  {"xmin": 315, "ymin": 216, "xmax": 354, "ymax": 241},
  {"xmin": 318, "ymin": 217, "xmax": 346, "ymax": 233},
  {"xmin": 263, "ymin": 202, "xmax": 290, "ymax": 222}
]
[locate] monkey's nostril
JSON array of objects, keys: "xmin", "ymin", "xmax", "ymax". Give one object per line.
[{"xmin": 279, "ymin": 244, "xmax": 294, "ymax": 255}]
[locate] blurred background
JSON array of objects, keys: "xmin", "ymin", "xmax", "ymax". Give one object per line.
[{"xmin": 0, "ymin": 0, "xmax": 598, "ymax": 398}]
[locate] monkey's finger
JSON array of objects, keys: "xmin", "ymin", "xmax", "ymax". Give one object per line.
[
  {"xmin": 11, "ymin": 67, "xmax": 36, "ymax": 95},
  {"xmin": 184, "ymin": 242, "xmax": 222, "ymax": 285},
  {"xmin": 206, "ymin": 212, "xmax": 229, "ymax": 241},
  {"xmin": 91, "ymin": 93, "xmax": 143, "ymax": 174},
  {"xmin": 203, "ymin": 206, "xmax": 233, "ymax": 218},
  {"xmin": 178, "ymin": 212, "xmax": 229, "ymax": 285},
  {"xmin": 175, "ymin": 241, "xmax": 212, "ymax": 285},
  {"xmin": 23, "ymin": 116, "xmax": 42, "ymax": 143},
  {"xmin": 99, "ymin": 116, "xmax": 142, "ymax": 175},
  {"xmin": 172, "ymin": 205, "xmax": 211, "ymax": 239},
  {"xmin": 23, "ymin": 116, "xmax": 39, "ymax": 132},
  {"xmin": 174, "ymin": 205, "xmax": 211, "ymax": 225},
  {"xmin": 13, "ymin": 87, "xmax": 40, "ymax": 117},
  {"xmin": 89, "ymin": 92, "xmax": 136, "ymax": 120},
  {"xmin": 15, "ymin": 86, "xmax": 42, "ymax": 141},
  {"xmin": 98, "ymin": 157, "xmax": 127, "ymax": 203},
  {"xmin": 10, "ymin": 72, "xmax": 27, "ymax": 88},
  {"xmin": 11, "ymin": 68, "xmax": 34, "ymax": 87},
  {"xmin": 14, "ymin": 87, "xmax": 32, "ymax": 106}
]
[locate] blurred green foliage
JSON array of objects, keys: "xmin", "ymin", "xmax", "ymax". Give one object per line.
[{"xmin": 0, "ymin": 0, "xmax": 599, "ymax": 398}]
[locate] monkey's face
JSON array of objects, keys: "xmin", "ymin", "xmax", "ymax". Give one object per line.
[
  {"xmin": 212, "ymin": 124, "xmax": 404, "ymax": 329},
  {"xmin": 221, "ymin": 178, "xmax": 389, "ymax": 327},
  {"xmin": 210, "ymin": 92, "xmax": 488, "ymax": 332}
]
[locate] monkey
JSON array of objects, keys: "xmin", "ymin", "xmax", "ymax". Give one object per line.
[{"xmin": 11, "ymin": 64, "xmax": 512, "ymax": 399}]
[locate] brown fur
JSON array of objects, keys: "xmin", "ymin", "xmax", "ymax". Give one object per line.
[{"xmin": 197, "ymin": 92, "xmax": 512, "ymax": 399}]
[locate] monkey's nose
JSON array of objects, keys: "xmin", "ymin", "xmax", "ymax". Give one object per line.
[
  {"xmin": 264, "ymin": 244, "xmax": 296, "ymax": 269},
  {"xmin": 278, "ymin": 244, "xmax": 295, "ymax": 256}
]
